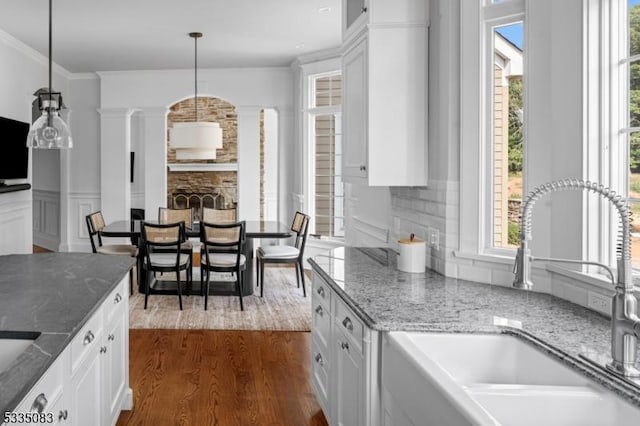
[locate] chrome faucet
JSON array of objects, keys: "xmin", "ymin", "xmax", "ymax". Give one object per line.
[{"xmin": 513, "ymin": 179, "xmax": 640, "ymax": 378}]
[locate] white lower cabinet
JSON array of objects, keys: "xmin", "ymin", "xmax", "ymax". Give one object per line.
[
  {"xmin": 4, "ymin": 276, "xmax": 131, "ymax": 426},
  {"xmin": 311, "ymin": 273, "xmax": 380, "ymax": 426}
]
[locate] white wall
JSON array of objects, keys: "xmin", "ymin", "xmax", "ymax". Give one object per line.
[{"xmin": 0, "ymin": 30, "xmax": 69, "ymax": 254}]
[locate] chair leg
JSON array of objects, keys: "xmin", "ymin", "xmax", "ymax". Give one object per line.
[
  {"xmin": 298, "ymin": 261, "xmax": 307, "ymax": 297},
  {"xmin": 176, "ymin": 268, "xmax": 183, "ymax": 311},
  {"xmin": 204, "ymin": 267, "xmax": 209, "ymax": 311},
  {"xmin": 256, "ymin": 256, "xmax": 260, "ymax": 288},
  {"xmin": 144, "ymin": 267, "xmax": 150, "ymax": 309},
  {"xmin": 260, "ymin": 260, "xmax": 265, "ymax": 298},
  {"xmin": 294, "ymin": 264, "xmax": 301, "ymax": 288},
  {"xmin": 200, "ymin": 261, "xmax": 204, "ymax": 297},
  {"xmin": 237, "ymin": 268, "xmax": 244, "ymax": 311},
  {"xmin": 129, "ymin": 269, "xmax": 134, "ymax": 296}
]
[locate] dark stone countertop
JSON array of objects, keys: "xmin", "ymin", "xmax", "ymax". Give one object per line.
[
  {"xmin": 309, "ymin": 247, "xmax": 640, "ymax": 408},
  {"xmin": 0, "ymin": 253, "xmax": 134, "ymax": 415}
]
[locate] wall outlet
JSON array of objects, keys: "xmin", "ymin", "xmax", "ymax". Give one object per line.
[
  {"xmin": 429, "ymin": 228, "xmax": 440, "ymax": 251},
  {"xmin": 587, "ymin": 291, "xmax": 611, "ymax": 315}
]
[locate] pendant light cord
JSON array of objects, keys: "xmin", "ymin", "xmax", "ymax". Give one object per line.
[
  {"xmin": 48, "ymin": 0, "xmax": 53, "ymax": 126},
  {"xmin": 194, "ymin": 34, "xmax": 198, "ymax": 122}
]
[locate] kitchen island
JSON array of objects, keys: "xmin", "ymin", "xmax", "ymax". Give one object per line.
[
  {"xmin": 309, "ymin": 247, "xmax": 640, "ymax": 425},
  {"xmin": 0, "ymin": 253, "xmax": 134, "ymax": 424}
]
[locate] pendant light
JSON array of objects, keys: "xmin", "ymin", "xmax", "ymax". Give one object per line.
[
  {"xmin": 169, "ymin": 32, "xmax": 223, "ymax": 160},
  {"xmin": 26, "ymin": 0, "xmax": 72, "ymax": 149}
]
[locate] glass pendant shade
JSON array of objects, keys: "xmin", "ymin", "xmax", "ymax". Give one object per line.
[
  {"xmin": 169, "ymin": 122, "xmax": 222, "ymax": 160},
  {"xmin": 26, "ymin": 100, "xmax": 73, "ymax": 149}
]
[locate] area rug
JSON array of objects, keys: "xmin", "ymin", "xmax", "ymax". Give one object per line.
[{"xmin": 128, "ymin": 266, "xmax": 312, "ymax": 331}]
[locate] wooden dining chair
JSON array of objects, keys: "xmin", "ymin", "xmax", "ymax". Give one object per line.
[
  {"xmin": 202, "ymin": 207, "xmax": 237, "ymax": 223},
  {"xmin": 140, "ymin": 221, "xmax": 190, "ymax": 310},
  {"xmin": 86, "ymin": 211, "xmax": 138, "ymax": 295},
  {"xmin": 256, "ymin": 212, "xmax": 310, "ymax": 297},
  {"xmin": 158, "ymin": 207, "xmax": 194, "ymax": 289},
  {"xmin": 200, "ymin": 221, "xmax": 246, "ymax": 311}
]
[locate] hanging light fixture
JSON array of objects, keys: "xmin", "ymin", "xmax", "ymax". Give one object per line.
[
  {"xmin": 26, "ymin": 0, "xmax": 72, "ymax": 149},
  {"xmin": 170, "ymin": 32, "xmax": 223, "ymax": 160}
]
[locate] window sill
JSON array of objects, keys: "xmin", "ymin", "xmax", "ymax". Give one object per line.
[
  {"xmin": 544, "ymin": 263, "xmax": 614, "ymax": 292},
  {"xmin": 452, "ymin": 251, "xmax": 515, "ymax": 265}
]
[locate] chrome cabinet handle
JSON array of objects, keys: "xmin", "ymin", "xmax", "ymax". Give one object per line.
[
  {"xmin": 83, "ymin": 330, "xmax": 95, "ymax": 345},
  {"xmin": 31, "ymin": 393, "xmax": 47, "ymax": 413},
  {"xmin": 108, "ymin": 333, "xmax": 115, "ymax": 341},
  {"xmin": 114, "ymin": 293, "xmax": 122, "ymax": 304},
  {"xmin": 359, "ymin": 165, "xmax": 367, "ymax": 171},
  {"xmin": 100, "ymin": 346, "xmax": 107, "ymax": 354},
  {"xmin": 58, "ymin": 409, "xmax": 68, "ymax": 421},
  {"xmin": 362, "ymin": 7, "xmax": 368, "ymax": 13},
  {"xmin": 315, "ymin": 353, "xmax": 324, "ymax": 366},
  {"xmin": 316, "ymin": 286, "xmax": 325, "ymax": 297},
  {"xmin": 341, "ymin": 341, "xmax": 350, "ymax": 351},
  {"xmin": 315, "ymin": 305, "xmax": 324, "ymax": 316},
  {"xmin": 342, "ymin": 317, "xmax": 354, "ymax": 332}
]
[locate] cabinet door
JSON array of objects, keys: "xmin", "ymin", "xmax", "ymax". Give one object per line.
[
  {"xmin": 334, "ymin": 329, "xmax": 363, "ymax": 426},
  {"xmin": 103, "ymin": 312, "xmax": 127, "ymax": 426},
  {"xmin": 70, "ymin": 343, "xmax": 102, "ymax": 426},
  {"xmin": 342, "ymin": 37, "xmax": 368, "ymax": 181}
]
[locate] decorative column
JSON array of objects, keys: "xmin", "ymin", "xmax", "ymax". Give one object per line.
[
  {"xmin": 140, "ymin": 107, "xmax": 169, "ymax": 215},
  {"xmin": 236, "ymin": 106, "xmax": 262, "ymax": 221},
  {"xmin": 98, "ymin": 108, "xmax": 134, "ymax": 222}
]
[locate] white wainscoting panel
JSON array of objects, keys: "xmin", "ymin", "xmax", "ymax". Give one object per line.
[
  {"xmin": 32, "ymin": 190, "xmax": 60, "ymax": 251},
  {"xmin": 0, "ymin": 190, "xmax": 32, "ymax": 254},
  {"xmin": 64, "ymin": 191, "xmax": 101, "ymax": 252}
]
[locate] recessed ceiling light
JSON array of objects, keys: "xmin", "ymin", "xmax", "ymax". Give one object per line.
[
  {"xmin": 317, "ymin": 7, "xmax": 331, "ymax": 13},
  {"xmin": 295, "ymin": 44, "xmax": 305, "ymax": 49}
]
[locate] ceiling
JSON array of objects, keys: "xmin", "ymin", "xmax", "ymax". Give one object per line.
[{"xmin": 0, "ymin": 0, "xmax": 341, "ymax": 73}]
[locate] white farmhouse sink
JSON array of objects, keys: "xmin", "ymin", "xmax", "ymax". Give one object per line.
[
  {"xmin": 383, "ymin": 332, "xmax": 640, "ymax": 426},
  {"xmin": 0, "ymin": 333, "xmax": 38, "ymax": 373}
]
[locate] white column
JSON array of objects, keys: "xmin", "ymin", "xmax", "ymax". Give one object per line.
[
  {"xmin": 237, "ymin": 106, "xmax": 262, "ymax": 221},
  {"xmin": 98, "ymin": 108, "xmax": 134, "ymax": 222},
  {"xmin": 59, "ymin": 109, "xmax": 71, "ymax": 252},
  {"xmin": 140, "ymin": 108, "xmax": 169, "ymax": 217},
  {"xmin": 263, "ymin": 108, "xmax": 279, "ymax": 221},
  {"xmin": 278, "ymin": 107, "xmax": 294, "ymax": 224}
]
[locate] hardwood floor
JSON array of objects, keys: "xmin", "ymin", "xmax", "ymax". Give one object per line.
[{"xmin": 117, "ymin": 330, "xmax": 329, "ymax": 426}]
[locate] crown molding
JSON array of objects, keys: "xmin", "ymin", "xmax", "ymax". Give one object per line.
[{"xmin": 0, "ymin": 28, "xmax": 73, "ymax": 80}]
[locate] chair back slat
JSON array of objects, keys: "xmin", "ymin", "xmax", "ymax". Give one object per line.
[
  {"xmin": 200, "ymin": 221, "xmax": 245, "ymax": 250},
  {"xmin": 142, "ymin": 222, "xmax": 184, "ymax": 247},
  {"xmin": 158, "ymin": 207, "xmax": 194, "ymax": 229},
  {"xmin": 202, "ymin": 207, "xmax": 237, "ymax": 224},
  {"xmin": 291, "ymin": 212, "xmax": 310, "ymax": 253},
  {"xmin": 85, "ymin": 211, "xmax": 106, "ymax": 252}
]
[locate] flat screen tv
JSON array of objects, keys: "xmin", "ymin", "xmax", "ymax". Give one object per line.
[{"xmin": 0, "ymin": 116, "xmax": 29, "ymax": 183}]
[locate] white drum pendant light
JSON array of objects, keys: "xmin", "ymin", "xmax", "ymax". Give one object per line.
[{"xmin": 169, "ymin": 32, "xmax": 222, "ymax": 160}]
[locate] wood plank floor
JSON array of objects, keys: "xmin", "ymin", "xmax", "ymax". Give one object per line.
[{"xmin": 117, "ymin": 330, "xmax": 329, "ymax": 426}]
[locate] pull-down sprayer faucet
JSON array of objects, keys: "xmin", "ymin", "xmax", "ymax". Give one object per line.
[{"xmin": 512, "ymin": 179, "xmax": 640, "ymax": 378}]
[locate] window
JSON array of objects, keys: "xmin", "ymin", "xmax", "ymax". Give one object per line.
[
  {"xmin": 308, "ymin": 73, "xmax": 344, "ymax": 238},
  {"xmin": 484, "ymin": 1, "xmax": 525, "ymax": 252}
]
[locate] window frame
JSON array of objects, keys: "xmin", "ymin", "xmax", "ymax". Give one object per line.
[{"xmin": 304, "ymin": 70, "xmax": 345, "ymax": 239}]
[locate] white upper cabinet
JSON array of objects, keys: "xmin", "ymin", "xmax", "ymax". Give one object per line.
[{"xmin": 341, "ymin": 0, "xmax": 429, "ymax": 186}]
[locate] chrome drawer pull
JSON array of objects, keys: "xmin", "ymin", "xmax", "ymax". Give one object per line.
[
  {"xmin": 31, "ymin": 393, "xmax": 48, "ymax": 413},
  {"xmin": 100, "ymin": 346, "xmax": 107, "ymax": 354},
  {"xmin": 315, "ymin": 353, "xmax": 324, "ymax": 366},
  {"xmin": 342, "ymin": 317, "xmax": 354, "ymax": 332},
  {"xmin": 83, "ymin": 330, "xmax": 95, "ymax": 345},
  {"xmin": 58, "ymin": 409, "xmax": 68, "ymax": 421},
  {"xmin": 108, "ymin": 333, "xmax": 115, "ymax": 341},
  {"xmin": 315, "ymin": 305, "xmax": 324, "ymax": 316},
  {"xmin": 114, "ymin": 293, "xmax": 122, "ymax": 303},
  {"xmin": 316, "ymin": 286, "xmax": 325, "ymax": 297},
  {"xmin": 341, "ymin": 341, "xmax": 350, "ymax": 351}
]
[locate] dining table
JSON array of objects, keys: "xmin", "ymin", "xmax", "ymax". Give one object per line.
[{"xmin": 101, "ymin": 219, "xmax": 292, "ymax": 296}]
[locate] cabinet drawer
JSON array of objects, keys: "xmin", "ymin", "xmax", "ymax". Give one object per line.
[
  {"xmin": 334, "ymin": 297, "xmax": 364, "ymax": 353},
  {"xmin": 70, "ymin": 306, "xmax": 104, "ymax": 374},
  {"xmin": 311, "ymin": 341, "xmax": 330, "ymax": 417},
  {"xmin": 312, "ymin": 275, "xmax": 332, "ymax": 308},
  {"xmin": 105, "ymin": 277, "xmax": 127, "ymax": 323},
  {"xmin": 312, "ymin": 301, "xmax": 331, "ymax": 351},
  {"xmin": 8, "ymin": 351, "xmax": 66, "ymax": 425}
]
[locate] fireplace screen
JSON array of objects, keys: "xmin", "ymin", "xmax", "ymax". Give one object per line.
[{"xmin": 171, "ymin": 192, "xmax": 235, "ymax": 221}]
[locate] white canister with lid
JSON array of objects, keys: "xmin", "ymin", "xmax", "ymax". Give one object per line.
[{"xmin": 397, "ymin": 234, "xmax": 426, "ymax": 273}]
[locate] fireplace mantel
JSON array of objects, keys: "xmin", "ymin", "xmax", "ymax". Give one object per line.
[{"xmin": 167, "ymin": 163, "xmax": 238, "ymax": 172}]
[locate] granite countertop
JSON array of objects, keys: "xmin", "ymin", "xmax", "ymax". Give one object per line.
[
  {"xmin": 309, "ymin": 247, "xmax": 640, "ymax": 407},
  {"xmin": 0, "ymin": 253, "xmax": 134, "ymax": 415}
]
